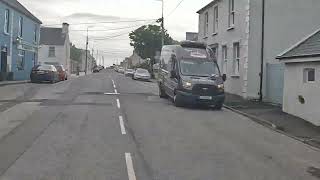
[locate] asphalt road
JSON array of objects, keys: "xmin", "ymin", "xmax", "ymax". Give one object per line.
[{"xmin": 0, "ymin": 70, "xmax": 319, "ymax": 180}]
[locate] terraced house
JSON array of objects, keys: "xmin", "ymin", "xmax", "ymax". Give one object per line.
[
  {"xmin": 0, "ymin": 0, "xmax": 41, "ymax": 81},
  {"xmin": 197, "ymin": 0, "xmax": 320, "ymax": 104}
]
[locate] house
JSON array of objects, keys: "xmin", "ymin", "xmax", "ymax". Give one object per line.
[
  {"xmin": 126, "ymin": 52, "xmax": 146, "ymax": 68},
  {"xmin": 38, "ymin": 23, "xmax": 70, "ymax": 75},
  {"xmin": 0, "ymin": 0, "xmax": 42, "ymax": 81},
  {"xmin": 70, "ymin": 59, "xmax": 79, "ymax": 74},
  {"xmin": 186, "ymin": 32, "xmax": 198, "ymax": 41},
  {"xmin": 197, "ymin": 0, "xmax": 320, "ymax": 104},
  {"xmin": 79, "ymin": 49, "xmax": 94, "ymax": 74},
  {"xmin": 277, "ymin": 28, "xmax": 320, "ymax": 126}
]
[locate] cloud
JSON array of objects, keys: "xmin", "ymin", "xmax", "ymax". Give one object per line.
[{"xmin": 64, "ymin": 13, "xmax": 122, "ymax": 21}]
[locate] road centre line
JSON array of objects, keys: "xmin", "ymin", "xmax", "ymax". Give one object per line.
[
  {"xmin": 119, "ymin": 116, "xmax": 126, "ymax": 134},
  {"xmin": 115, "ymin": 88, "xmax": 118, "ymax": 94},
  {"xmin": 116, "ymin": 99, "xmax": 121, "ymax": 109},
  {"xmin": 112, "ymin": 79, "xmax": 116, "ymax": 89},
  {"xmin": 104, "ymin": 92, "xmax": 119, "ymax": 95},
  {"xmin": 125, "ymin": 153, "xmax": 137, "ymax": 180}
]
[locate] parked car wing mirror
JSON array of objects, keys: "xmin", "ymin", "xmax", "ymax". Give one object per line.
[{"xmin": 222, "ymin": 74, "xmax": 227, "ymax": 82}]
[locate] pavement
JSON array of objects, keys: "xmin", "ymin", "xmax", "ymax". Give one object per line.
[
  {"xmin": 224, "ymin": 93, "xmax": 320, "ymax": 149},
  {"xmin": 0, "ymin": 70, "xmax": 319, "ymax": 180}
]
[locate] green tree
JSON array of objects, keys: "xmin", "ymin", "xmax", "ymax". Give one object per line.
[
  {"xmin": 129, "ymin": 25, "xmax": 175, "ymax": 61},
  {"xmin": 70, "ymin": 43, "xmax": 82, "ymax": 62}
]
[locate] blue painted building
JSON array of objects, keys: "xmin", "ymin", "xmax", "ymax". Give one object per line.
[{"xmin": 0, "ymin": 0, "xmax": 42, "ymax": 81}]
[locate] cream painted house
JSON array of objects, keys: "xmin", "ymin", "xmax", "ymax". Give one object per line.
[
  {"xmin": 197, "ymin": 0, "xmax": 320, "ymax": 104},
  {"xmin": 38, "ymin": 23, "xmax": 70, "ymax": 75}
]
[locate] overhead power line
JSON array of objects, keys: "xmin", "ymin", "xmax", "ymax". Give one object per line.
[
  {"xmin": 166, "ymin": 0, "xmax": 186, "ymax": 17},
  {"xmin": 92, "ymin": 20, "xmax": 158, "ymax": 41},
  {"xmin": 43, "ymin": 19, "xmax": 157, "ymax": 26},
  {"xmin": 70, "ymin": 21, "xmax": 154, "ymax": 32}
]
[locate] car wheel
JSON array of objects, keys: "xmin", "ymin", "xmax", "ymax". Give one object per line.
[
  {"xmin": 215, "ymin": 103, "xmax": 223, "ymax": 110},
  {"xmin": 159, "ymin": 84, "xmax": 168, "ymax": 99}
]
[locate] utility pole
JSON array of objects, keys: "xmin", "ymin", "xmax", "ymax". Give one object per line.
[
  {"xmin": 85, "ymin": 27, "xmax": 88, "ymax": 75},
  {"xmin": 161, "ymin": 0, "xmax": 164, "ymax": 47}
]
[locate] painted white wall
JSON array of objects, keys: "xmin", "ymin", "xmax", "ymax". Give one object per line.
[
  {"xmin": 38, "ymin": 45, "xmax": 66, "ymax": 66},
  {"xmin": 198, "ymin": 0, "xmax": 250, "ymax": 97},
  {"xmin": 283, "ymin": 60, "xmax": 320, "ymax": 126}
]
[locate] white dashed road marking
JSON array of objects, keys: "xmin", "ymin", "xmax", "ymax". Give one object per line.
[
  {"xmin": 116, "ymin": 99, "xmax": 121, "ymax": 109},
  {"xmin": 119, "ymin": 116, "xmax": 126, "ymax": 135},
  {"xmin": 104, "ymin": 93, "xmax": 119, "ymax": 95},
  {"xmin": 125, "ymin": 153, "xmax": 137, "ymax": 180},
  {"xmin": 112, "ymin": 79, "xmax": 116, "ymax": 89},
  {"xmin": 115, "ymin": 88, "xmax": 118, "ymax": 94}
]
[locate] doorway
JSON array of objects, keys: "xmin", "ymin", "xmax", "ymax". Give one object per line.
[{"xmin": 1, "ymin": 47, "xmax": 8, "ymax": 73}]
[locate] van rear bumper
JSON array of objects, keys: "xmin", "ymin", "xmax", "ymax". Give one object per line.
[{"xmin": 176, "ymin": 90, "xmax": 225, "ymax": 106}]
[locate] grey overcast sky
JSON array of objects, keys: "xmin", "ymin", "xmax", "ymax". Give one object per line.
[{"xmin": 19, "ymin": 0, "xmax": 212, "ymax": 66}]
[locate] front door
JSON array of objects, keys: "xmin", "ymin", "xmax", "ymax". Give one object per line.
[{"xmin": 1, "ymin": 47, "xmax": 8, "ymax": 73}]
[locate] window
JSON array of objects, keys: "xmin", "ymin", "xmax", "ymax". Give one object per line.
[
  {"xmin": 210, "ymin": 45, "xmax": 218, "ymax": 60},
  {"xmin": 33, "ymin": 53, "xmax": 37, "ymax": 66},
  {"xmin": 222, "ymin": 45, "xmax": 228, "ymax": 74},
  {"xmin": 204, "ymin": 12, "xmax": 209, "ymax": 36},
  {"xmin": 213, "ymin": 6, "xmax": 218, "ymax": 34},
  {"xmin": 18, "ymin": 16, "xmax": 23, "ymax": 37},
  {"xmin": 4, "ymin": 9, "xmax": 10, "ymax": 34},
  {"xmin": 17, "ymin": 50, "xmax": 25, "ymax": 70},
  {"xmin": 233, "ymin": 42, "xmax": 240, "ymax": 75},
  {"xmin": 228, "ymin": 0, "xmax": 235, "ymax": 27},
  {"xmin": 34, "ymin": 24, "xmax": 37, "ymax": 42},
  {"xmin": 48, "ymin": 46, "xmax": 55, "ymax": 57},
  {"xmin": 303, "ymin": 68, "xmax": 315, "ymax": 83}
]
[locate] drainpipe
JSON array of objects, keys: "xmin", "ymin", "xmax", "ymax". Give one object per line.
[{"xmin": 259, "ymin": 0, "xmax": 265, "ymax": 101}]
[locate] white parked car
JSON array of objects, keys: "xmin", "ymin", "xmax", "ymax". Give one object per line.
[
  {"xmin": 118, "ymin": 67, "xmax": 125, "ymax": 74},
  {"xmin": 133, "ymin": 68, "xmax": 151, "ymax": 81},
  {"xmin": 125, "ymin": 69, "xmax": 135, "ymax": 77}
]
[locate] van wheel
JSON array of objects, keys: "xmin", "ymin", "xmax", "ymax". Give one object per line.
[
  {"xmin": 215, "ymin": 103, "xmax": 223, "ymax": 110},
  {"xmin": 173, "ymin": 94, "xmax": 183, "ymax": 107},
  {"xmin": 159, "ymin": 85, "xmax": 168, "ymax": 99}
]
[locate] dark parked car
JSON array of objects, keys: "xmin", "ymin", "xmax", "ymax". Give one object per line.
[
  {"xmin": 93, "ymin": 67, "xmax": 100, "ymax": 73},
  {"xmin": 55, "ymin": 65, "xmax": 68, "ymax": 81},
  {"xmin": 158, "ymin": 41, "xmax": 226, "ymax": 109},
  {"xmin": 30, "ymin": 65, "xmax": 59, "ymax": 83}
]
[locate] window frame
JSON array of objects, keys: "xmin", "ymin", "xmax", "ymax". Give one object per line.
[
  {"xmin": 18, "ymin": 16, "xmax": 23, "ymax": 37},
  {"xmin": 228, "ymin": 0, "xmax": 235, "ymax": 28},
  {"xmin": 221, "ymin": 45, "xmax": 228, "ymax": 75},
  {"xmin": 204, "ymin": 12, "xmax": 209, "ymax": 36},
  {"xmin": 33, "ymin": 24, "xmax": 38, "ymax": 42},
  {"xmin": 48, "ymin": 46, "xmax": 56, "ymax": 57},
  {"xmin": 303, "ymin": 68, "xmax": 316, "ymax": 83},
  {"xmin": 17, "ymin": 50, "xmax": 25, "ymax": 70},
  {"xmin": 232, "ymin": 42, "xmax": 240, "ymax": 76},
  {"xmin": 213, "ymin": 5, "xmax": 218, "ymax": 35},
  {"xmin": 4, "ymin": 9, "xmax": 10, "ymax": 34}
]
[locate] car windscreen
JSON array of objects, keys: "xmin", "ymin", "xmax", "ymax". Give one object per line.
[
  {"xmin": 37, "ymin": 65, "xmax": 53, "ymax": 71},
  {"xmin": 180, "ymin": 59, "xmax": 220, "ymax": 77},
  {"xmin": 136, "ymin": 69, "xmax": 149, "ymax": 74}
]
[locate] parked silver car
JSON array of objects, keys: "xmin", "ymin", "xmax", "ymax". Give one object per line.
[
  {"xmin": 125, "ymin": 69, "xmax": 135, "ymax": 77},
  {"xmin": 133, "ymin": 68, "xmax": 151, "ymax": 81}
]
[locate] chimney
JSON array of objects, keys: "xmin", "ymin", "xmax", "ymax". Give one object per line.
[{"xmin": 62, "ymin": 22, "xmax": 69, "ymax": 34}]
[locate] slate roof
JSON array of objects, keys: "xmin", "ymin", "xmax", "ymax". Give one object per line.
[
  {"xmin": 277, "ymin": 29, "xmax": 320, "ymax": 59},
  {"xmin": 40, "ymin": 28, "xmax": 66, "ymax": 46},
  {"xmin": 0, "ymin": 0, "xmax": 42, "ymax": 24}
]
